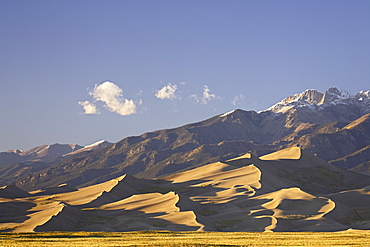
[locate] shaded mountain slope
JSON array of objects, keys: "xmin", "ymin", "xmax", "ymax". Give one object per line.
[
  {"xmin": 5, "ymin": 109, "xmax": 368, "ymax": 191},
  {"xmin": 289, "ymin": 113, "xmax": 370, "ymax": 162},
  {"xmin": 349, "ymin": 161, "xmax": 370, "ymax": 174},
  {"xmin": 330, "ymin": 145, "xmax": 370, "ymax": 170}
]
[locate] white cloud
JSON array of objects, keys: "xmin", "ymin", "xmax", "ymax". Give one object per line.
[
  {"xmin": 78, "ymin": 101, "xmax": 99, "ymax": 114},
  {"xmin": 89, "ymin": 81, "xmax": 137, "ymax": 116},
  {"xmin": 190, "ymin": 85, "xmax": 220, "ymax": 104},
  {"xmin": 155, "ymin": 83, "xmax": 180, "ymax": 100},
  {"xmin": 202, "ymin": 85, "xmax": 217, "ymax": 103},
  {"xmin": 231, "ymin": 94, "xmax": 246, "ymax": 106}
]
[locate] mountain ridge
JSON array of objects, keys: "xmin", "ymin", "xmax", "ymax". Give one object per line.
[
  {"xmin": 265, "ymin": 87, "xmax": 369, "ymax": 114},
  {"xmin": 1, "ymin": 87, "xmax": 369, "ymax": 190},
  {"xmin": 0, "ymin": 141, "xmax": 112, "ymax": 167}
]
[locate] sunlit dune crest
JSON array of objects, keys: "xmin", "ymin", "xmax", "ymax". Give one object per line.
[{"xmin": 259, "ymin": 147, "xmax": 302, "ymax": 160}]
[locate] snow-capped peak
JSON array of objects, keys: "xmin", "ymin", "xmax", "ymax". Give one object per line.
[
  {"xmin": 355, "ymin": 90, "xmax": 370, "ymax": 101},
  {"xmin": 320, "ymin": 87, "xmax": 351, "ymax": 104},
  {"xmin": 263, "ymin": 87, "xmax": 368, "ymax": 114},
  {"xmin": 264, "ymin": 89, "xmax": 324, "ymax": 113}
]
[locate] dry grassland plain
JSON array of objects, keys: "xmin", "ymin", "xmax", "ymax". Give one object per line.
[{"xmin": 1, "ymin": 231, "xmax": 370, "ymax": 247}]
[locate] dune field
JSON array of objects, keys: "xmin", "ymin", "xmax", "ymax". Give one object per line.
[{"xmin": 1, "ymin": 147, "xmax": 370, "ymax": 233}]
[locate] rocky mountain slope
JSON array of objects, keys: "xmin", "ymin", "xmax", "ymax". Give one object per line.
[
  {"xmin": 1, "ymin": 87, "xmax": 369, "ymax": 190},
  {"xmin": 1, "ymin": 148, "xmax": 369, "ymax": 232},
  {"xmin": 0, "ymin": 143, "xmax": 83, "ymax": 167},
  {"xmin": 0, "ymin": 141, "xmax": 112, "ymax": 167}
]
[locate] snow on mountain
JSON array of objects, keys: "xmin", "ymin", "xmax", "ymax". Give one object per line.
[
  {"xmin": 84, "ymin": 140, "xmax": 110, "ymax": 149},
  {"xmin": 355, "ymin": 90, "xmax": 370, "ymax": 101},
  {"xmin": 1, "ymin": 141, "xmax": 112, "ymax": 168},
  {"xmin": 220, "ymin": 109, "xmax": 237, "ymax": 117},
  {"xmin": 321, "ymin": 87, "xmax": 351, "ymax": 103},
  {"xmin": 264, "ymin": 87, "xmax": 370, "ymax": 114},
  {"xmin": 6, "ymin": 149, "xmax": 23, "ymax": 154},
  {"xmin": 0, "ymin": 143, "xmax": 84, "ymax": 167},
  {"xmin": 20, "ymin": 143, "xmax": 83, "ymax": 159},
  {"xmin": 64, "ymin": 140, "xmax": 112, "ymax": 156}
]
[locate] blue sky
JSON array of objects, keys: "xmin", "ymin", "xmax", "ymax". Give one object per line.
[{"xmin": 1, "ymin": 1, "xmax": 369, "ymax": 151}]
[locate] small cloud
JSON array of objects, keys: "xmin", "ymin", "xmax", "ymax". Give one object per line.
[
  {"xmin": 231, "ymin": 94, "xmax": 246, "ymax": 106},
  {"xmin": 78, "ymin": 101, "xmax": 99, "ymax": 114},
  {"xmin": 190, "ymin": 85, "xmax": 220, "ymax": 104},
  {"xmin": 189, "ymin": 94, "xmax": 200, "ymax": 104},
  {"xmin": 85, "ymin": 81, "xmax": 138, "ymax": 116},
  {"xmin": 202, "ymin": 85, "xmax": 217, "ymax": 103},
  {"xmin": 136, "ymin": 90, "xmax": 143, "ymax": 96},
  {"xmin": 155, "ymin": 83, "xmax": 181, "ymax": 100}
]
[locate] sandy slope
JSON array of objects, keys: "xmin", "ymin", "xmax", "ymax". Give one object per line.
[
  {"xmin": 0, "ymin": 185, "xmax": 30, "ymax": 198},
  {"xmin": 1, "ymin": 147, "xmax": 370, "ymax": 232},
  {"xmin": 54, "ymin": 174, "xmax": 149, "ymax": 206},
  {"xmin": 259, "ymin": 146, "xmax": 302, "ymax": 160}
]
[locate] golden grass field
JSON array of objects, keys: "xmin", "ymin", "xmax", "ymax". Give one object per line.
[{"xmin": 1, "ymin": 231, "xmax": 370, "ymax": 247}]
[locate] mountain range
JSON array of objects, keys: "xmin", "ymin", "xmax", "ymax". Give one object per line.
[
  {"xmin": 1, "ymin": 140, "xmax": 112, "ymax": 166},
  {"xmin": 0, "ymin": 87, "xmax": 369, "ymax": 192}
]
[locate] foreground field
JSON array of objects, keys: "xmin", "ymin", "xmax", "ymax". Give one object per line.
[{"xmin": 1, "ymin": 231, "xmax": 370, "ymax": 246}]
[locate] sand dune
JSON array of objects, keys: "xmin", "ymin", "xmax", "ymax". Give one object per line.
[
  {"xmin": 327, "ymin": 188, "xmax": 370, "ymax": 208},
  {"xmin": 99, "ymin": 192, "xmax": 204, "ymax": 230},
  {"xmin": 0, "ymin": 185, "xmax": 30, "ymax": 198},
  {"xmin": 259, "ymin": 147, "xmax": 302, "ymax": 160},
  {"xmin": 1, "ymin": 147, "xmax": 370, "ymax": 232},
  {"xmin": 34, "ymin": 203, "xmax": 90, "ymax": 231},
  {"xmin": 164, "ymin": 161, "xmax": 236, "ymax": 184},
  {"xmin": 164, "ymin": 162, "xmax": 261, "ymax": 204},
  {"xmin": 13, "ymin": 201, "xmax": 66, "ymax": 232},
  {"xmin": 100, "ymin": 192, "xmax": 179, "ymax": 213},
  {"xmin": 251, "ymin": 187, "xmax": 335, "ymax": 220},
  {"xmin": 155, "ymin": 210, "xmax": 204, "ymax": 230},
  {"xmin": 55, "ymin": 174, "xmax": 148, "ymax": 206},
  {"xmin": 30, "ymin": 183, "xmax": 77, "ymax": 196}
]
